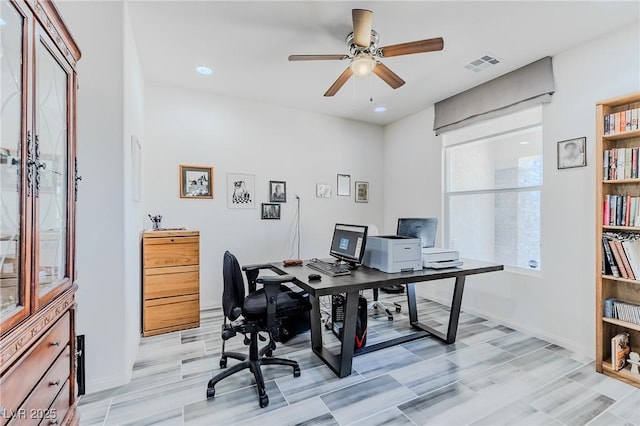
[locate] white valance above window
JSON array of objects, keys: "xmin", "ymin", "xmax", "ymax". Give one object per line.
[{"xmin": 434, "ymin": 56, "xmax": 554, "ymax": 135}]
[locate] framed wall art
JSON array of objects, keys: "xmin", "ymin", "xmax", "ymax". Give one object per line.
[
  {"xmin": 180, "ymin": 165, "xmax": 213, "ymax": 199},
  {"xmin": 228, "ymin": 173, "xmax": 255, "ymax": 208}
]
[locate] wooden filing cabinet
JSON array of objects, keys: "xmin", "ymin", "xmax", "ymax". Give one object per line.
[{"xmin": 142, "ymin": 230, "xmax": 200, "ymax": 337}]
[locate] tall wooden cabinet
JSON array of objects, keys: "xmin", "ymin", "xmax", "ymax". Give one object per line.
[
  {"xmin": 0, "ymin": 0, "xmax": 81, "ymax": 423},
  {"xmin": 142, "ymin": 230, "xmax": 200, "ymax": 337},
  {"xmin": 595, "ymin": 92, "xmax": 640, "ymax": 388}
]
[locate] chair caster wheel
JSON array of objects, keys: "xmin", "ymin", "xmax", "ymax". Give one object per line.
[
  {"xmin": 265, "ymin": 350, "xmax": 273, "ymax": 358},
  {"xmin": 259, "ymin": 394, "xmax": 269, "ymax": 408},
  {"xmin": 220, "ymin": 357, "xmax": 227, "ymax": 368},
  {"xmin": 206, "ymin": 388, "xmax": 215, "ymax": 399},
  {"xmin": 388, "ymin": 316, "xmax": 393, "ymax": 321},
  {"xmin": 293, "ymin": 367, "xmax": 301, "ymax": 378},
  {"xmin": 396, "ymin": 307, "xmax": 401, "ymax": 313}
]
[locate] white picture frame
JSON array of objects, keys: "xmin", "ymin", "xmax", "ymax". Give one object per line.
[
  {"xmin": 316, "ymin": 183, "xmax": 332, "ymax": 198},
  {"xmin": 227, "ymin": 173, "xmax": 256, "ymax": 208},
  {"xmin": 337, "ymin": 174, "xmax": 351, "ymax": 196}
]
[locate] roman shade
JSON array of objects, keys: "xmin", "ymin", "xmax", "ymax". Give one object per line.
[{"xmin": 433, "ymin": 56, "xmax": 554, "ymax": 135}]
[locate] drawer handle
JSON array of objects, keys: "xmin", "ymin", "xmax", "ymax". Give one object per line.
[
  {"xmin": 50, "ymin": 340, "xmax": 61, "ymax": 347},
  {"xmin": 50, "ymin": 379, "xmax": 61, "ymax": 386}
]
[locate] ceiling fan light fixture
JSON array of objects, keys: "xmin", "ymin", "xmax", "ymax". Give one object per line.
[{"xmin": 350, "ymin": 54, "xmax": 376, "ymax": 77}]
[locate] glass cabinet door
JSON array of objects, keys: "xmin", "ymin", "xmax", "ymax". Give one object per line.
[
  {"xmin": 1, "ymin": 0, "xmax": 29, "ymax": 323},
  {"xmin": 35, "ymin": 32, "xmax": 71, "ymax": 304}
]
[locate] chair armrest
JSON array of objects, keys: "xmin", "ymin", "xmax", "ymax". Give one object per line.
[
  {"xmin": 256, "ymin": 275, "xmax": 295, "ymax": 285},
  {"xmin": 242, "ymin": 263, "xmax": 273, "ymax": 272}
]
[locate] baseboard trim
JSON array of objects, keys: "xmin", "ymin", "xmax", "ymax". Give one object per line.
[
  {"xmin": 420, "ymin": 293, "xmax": 593, "ymax": 359},
  {"xmin": 85, "ymin": 371, "xmax": 130, "ymax": 394}
]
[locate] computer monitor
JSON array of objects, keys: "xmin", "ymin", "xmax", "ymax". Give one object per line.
[
  {"xmin": 330, "ymin": 223, "xmax": 368, "ymax": 265},
  {"xmin": 397, "ymin": 218, "xmax": 438, "ymax": 248}
]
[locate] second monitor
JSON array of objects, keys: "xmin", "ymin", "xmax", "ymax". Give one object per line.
[{"xmin": 330, "ymin": 223, "xmax": 369, "ymax": 266}]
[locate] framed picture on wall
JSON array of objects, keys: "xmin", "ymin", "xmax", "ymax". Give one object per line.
[
  {"xmin": 269, "ymin": 181, "xmax": 287, "ymax": 203},
  {"xmin": 180, "ymin": 165, "xmax": 213, "ymax": 199},
  {"xmin": 261, "ymin": 203, "xmax": 281, "ymax": 220},
  {"xmin": 557, "ymin": 137, "xmax": 587, "ymax": 169},
  {"xmin": 355, "ymin": 181, "xmax": 369, "ymax": 203},
  {"xmin": 316, "ymin": 183, "xmax": 332, "ymax": 198},
  {"xmin": 228, "ymin": 173, "xmax": 256, "ymax": 208},
  {"xmin": 337, "ymin": 174, "xmax": 351, "ymax": 196}
]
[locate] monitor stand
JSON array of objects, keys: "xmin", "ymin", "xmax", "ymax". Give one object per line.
[{"xmin": 334, "ymin": 259, "xmax": 358, "ymax": 269}]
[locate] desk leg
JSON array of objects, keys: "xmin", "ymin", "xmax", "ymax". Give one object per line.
[
  {"xmin": 309, "ymin": 291, "xmax": 358, "ymax": 378},
  {"xmin": 407, "ymin": 275, "xmax": 467, "ymax": 344},
  {"xmin": 445, "ymin": 275, "xmax": 466, "ymax": 344}
]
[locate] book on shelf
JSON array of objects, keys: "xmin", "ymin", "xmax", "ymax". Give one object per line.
[
  {"xmin": 604, "ymin": 147, "xmax": 640, "ymax": 180},
  {"xmin": 603, "ymin": 195, "xmax": 640, "ymax": 227},
  {"xmin": 602, "ymin": 232, "xmax": 640, "ymax": 279},
  {"xmin": 603, "ymin": 107, "xmax": 640, "ymax": 136},
  {"xmin": 611, "ymin": 332, "xmax": 630, "ymax": 371}
]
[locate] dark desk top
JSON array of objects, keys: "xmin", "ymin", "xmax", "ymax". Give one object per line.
[{"xmin": 271, "ymin": 259, "xmax": 504, "ymax": 296}]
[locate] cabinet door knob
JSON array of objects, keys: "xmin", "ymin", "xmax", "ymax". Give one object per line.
[
  {"xmin": 50, "ymin": 340, "xmax": 61, "ymax": 347},
  {"xmin": 50, "ymin": 379, "xmax": 61, "ymax": 386}
]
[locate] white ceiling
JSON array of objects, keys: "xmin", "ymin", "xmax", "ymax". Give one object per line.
[{"xmin": 127, "ymin": 1, "xmax": 640, "ymax": 126}]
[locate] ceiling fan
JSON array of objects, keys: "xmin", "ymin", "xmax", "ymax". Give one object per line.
[{"xmin": 288, "ymin": 9, "xmax": 444, "ymax": 97}]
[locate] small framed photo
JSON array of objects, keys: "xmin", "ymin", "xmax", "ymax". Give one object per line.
[
  {"xmin": 269, "ymin": 181, "xmax": 287, "ymax": 203},
  {"xmin": 180, "ymin": 165, "xmax": 213, "ymax": 199},
  {"xmin": 337, "ymin": 174, "xmax": 351, "ymax": 196},
  {"xmin": 557, "ymin": 137, "xmax": 586, "ymax": 169},
  {"xmin": 355, "ymin": 181, "xmax": 369, "ymax": 203},
  {"xmin": 261, "ymin": 203, "xmax": 281, "ymax": 220},
  {"xmin": 316, "ymin": 183, "xmax": 332, "ymax": 198}
]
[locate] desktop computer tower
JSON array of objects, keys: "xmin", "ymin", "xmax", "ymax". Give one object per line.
[{"xmin": 331, "ymin": 294, "xmax": 367, "ymax": 351}]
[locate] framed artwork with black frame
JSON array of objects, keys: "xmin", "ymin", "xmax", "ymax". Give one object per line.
[
  {"xmin": 269, "ymin": 180, "xmax": 287, "ymax": 203},
  {"xmin": 261, "ymin": 203, "xmax": 281, "ymax": 220},
  {"xmin": 557, "ymin": 137, "xmax": 587, "ymax": 169},
  {"xmin": 180, "ymin": 165, "xmax": 213, "ymax": 199},
  {"xmin": 355, "ymin": 181, "xmax": 369, "ymax": 203}
]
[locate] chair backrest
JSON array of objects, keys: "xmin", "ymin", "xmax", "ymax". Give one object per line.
[{"xmin": 222, "ymin": 251, "xmax": 246, "ymax": 321}]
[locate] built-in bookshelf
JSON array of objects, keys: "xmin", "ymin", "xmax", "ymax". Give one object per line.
[{"xmin": 596, "ymin": 92, "xmax": 640, "ymax": 388}]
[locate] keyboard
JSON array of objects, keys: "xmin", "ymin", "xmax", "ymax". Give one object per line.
[{"xmin": 307, "ymin": 260, "xmax": 352, "ymax": 277}]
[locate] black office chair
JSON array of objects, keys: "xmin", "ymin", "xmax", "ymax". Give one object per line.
[{"xmin": 206, "ymin": 252, "xmax": 311, "ymax": 407}]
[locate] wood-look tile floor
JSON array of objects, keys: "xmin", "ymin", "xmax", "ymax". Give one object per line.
[{"xmin": 78, "ymin": 293, "xmax": 639, "ymax": 426}]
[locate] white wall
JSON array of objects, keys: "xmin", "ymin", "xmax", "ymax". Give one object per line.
[
  {"xmin": 144, "ymin": 84, "xmax": 385, "ymax": 308},
  {"xmin": 122, "ymin": 3, "xmax": 145, "ymax": 377},
  {"xmin": 56, "ymin": 0, "xmax": 142, "ymax": 393},
  {"xmin": 383, "ymin": 23, "xmax": 640, "ymax": 356}
]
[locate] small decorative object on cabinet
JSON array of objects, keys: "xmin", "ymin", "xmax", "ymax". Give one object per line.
[
  {"xmin": 0, "ymin": 0, "xmax": 81, "ymax": 422},
  {"xmin": 142, "ymin": 230, "xmax": 200, "ymax": 336},
  {"xmin": 596, "ymin": 91, "xmax": 640, "ymax": 388}
]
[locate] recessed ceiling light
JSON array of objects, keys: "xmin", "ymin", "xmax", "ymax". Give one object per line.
[
  {"xmin": 195, "ymin": 66, "xmax": 213, "ymax": 75},
  {"xmin": 520, "ymin": 141, "xmax": 529, "ymax": 145},
  {"xmin": 374, "ymin": 106, "xmax": 387, "ymax": 112}
]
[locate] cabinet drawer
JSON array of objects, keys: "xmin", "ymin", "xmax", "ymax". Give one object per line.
[
  {"xmin": 143, "ymin": 238, "xmax": 199, "ymax": 268},
  {"xmin": 144, "ymin": 294, "xmax": 199, "ymax": 332},
  {"xmin": 144, "ymin": 268, "xmax": 199, "ymax": 300},
  {"xmin": 42, "ymin": 379, "xmax": 70, "ymax": 426},
  {"xmin": 0, "ymin": 313, "xmax": 70, "ymax": 423},
  {"xmin": 10, "ymin": 347, "xmax": 71, "ymax": 426}
]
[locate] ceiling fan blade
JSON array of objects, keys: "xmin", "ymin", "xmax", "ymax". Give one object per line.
[
  {"xmin": 372, "ymin": 62, "xmax": 405, "ymax": 89},
  {"xmin": 352, "ymin": 9, "xmax": 373, "ymax": 47},
  {"xmin": 379, "ymin": 37, "xmax": 444, "ymax": 58},
  {"xmin": 288, "ymin": 54, "xmax": 349, "ymax": 61},
  {"xmin": 324, "ymin": 68, "xmax": 353, "ymax": 97}
]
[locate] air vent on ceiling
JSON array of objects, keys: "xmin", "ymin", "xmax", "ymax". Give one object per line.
[{"xmin": 464, "ymin": 54, "xmax": 501, "ymax": 72}]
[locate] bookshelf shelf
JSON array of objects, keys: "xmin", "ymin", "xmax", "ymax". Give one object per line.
[
  {"xmin": 602, "ymin": 275, "xmax": 640, "ymax": 285},
  {"xmin": 602, "ymin": 317, "xmax": 640, "ymax": 332},
  {"xmin": 602, "ymin": 361, "xmax": 640, "ymax": 386},
  {"xmin": 596, "ymin": 91, "xmax": 640, "ymax": 389},
  {"xmin": 603, "ymin": 129, "xmax": 640, "ymax": 141},
  {"xmin": 602, "ymin": 225, "xmax": 640, "ymax": 232},
  {"xmin": 603, "ymin": 178, "xmax": 640, "ymax": 184}
]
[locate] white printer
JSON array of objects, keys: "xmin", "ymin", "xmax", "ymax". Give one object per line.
[
  {"xmin": 362, "ymin": 235, "xmax": 422, "ymax": 273},
  {"xmin": 422, "ymin": 247, "xmax": 461, "ymax": 269}
]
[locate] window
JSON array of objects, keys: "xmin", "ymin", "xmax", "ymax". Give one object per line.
[{"xmin": 444, "ymin": 110, "xmax": 542, "ymax": 271}]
